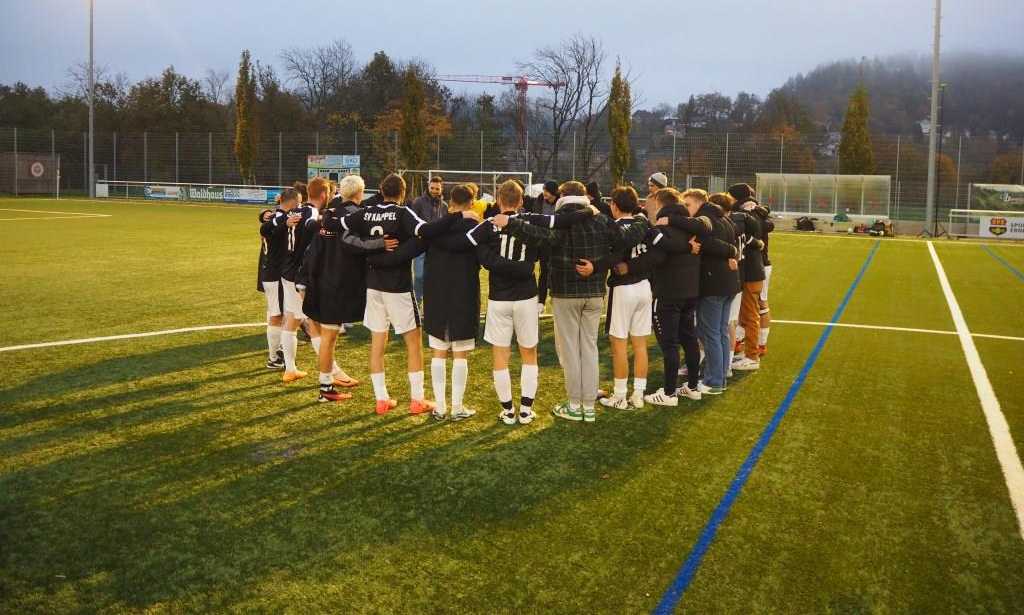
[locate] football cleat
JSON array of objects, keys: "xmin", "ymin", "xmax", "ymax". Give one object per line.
[
  {"xmin": 266, "ymin": 356, "xmax": 285, "ymax": 370},
  {"xmin": 282, "ymin": 370, "xmax": 308, "ymax": 383},
  {"xmin": 517, "ymin": 407, "xmax": 536, "ymax": 424},
  {"xmin": 409, "ymin": 399, "xmax": 436, "ymax": 415},
  {"xmin": 451, "ymin": 407, "xmax": 476, "ymax": 422},
  {"xmin": 375, "ymin": 399, "xmax": 399, "ymax": 415},
  {"xmin": 318, "ymin": 386, "xmax": 352, "ymax": 402},
  {"xmin": 332, "ymin": 372, "xmax": 359, "ymax": 388},
  {"xmin": 500, "ymin": 408, "xmax": 517, "ymax": 425}
]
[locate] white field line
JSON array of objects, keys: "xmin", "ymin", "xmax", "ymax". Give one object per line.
[
  {"xmin": 774, "ymin": 231, "xmax": 1024, "ymax": 249},
  {"xmin": 0, "ymin": 215, "xmax": 113, "ymax": 222},
  {"xmin": 0, "ymin": 208, "xmax": 109, "ymax": 216},
  {"xmin": 773, "ymin": 319, "xmax": 1024, "ymax": 342},
  {"xmin": 928, "ymin": 240, "xmax": 1024, "ymax": 540},
  {"xmin": 1, "ymin": 317, "xmax": 1021, "ymax": 355},
  {"xmin": 0, "ymin": 323, "xmax": 264, "ymax": 353}
]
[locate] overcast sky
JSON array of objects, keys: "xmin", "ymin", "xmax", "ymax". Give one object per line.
[{"xmin": 1, "ymin": 0, "xmax": 1021, "ymax": 108}]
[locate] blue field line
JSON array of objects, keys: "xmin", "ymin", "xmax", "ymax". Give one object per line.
[
  {"xmin": 653, "ymin": 240, "xmax": 881, "ymax": 614},
  {"xmin": 981, "ymin": 245, "xmax": 1024, "ymax": 282}
]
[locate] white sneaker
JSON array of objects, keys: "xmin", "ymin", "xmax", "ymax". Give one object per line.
[
  {"xmin": 431, "ymin": 409, "xmax": 447, "ymax": 421},
  {"xmin": 518, "ymin": 406, "xmax": 536, "ymax": 424},
  {"xmin": 698, "ymin": 381, "xmax": 726, "ymax": 395},
  {"xmin": 451, "ymin": 407, "xmax": 476, "ymax": 421},
  {"xmin": 630, "ymin": 390, "xmax": 645, "ymax": 409},
  {"xmin": 732, "ymin": 357, "xmax": 760, "ymax": 371},
  {"xmin": 500, "ymin": 407, "xmax": 517, "ymax": 425},
  {"xmin": 676, "ymin": 383, "xmax": 702, "ymax": 400},
  {"xmin": 644, "ymin": 388, "xmax": 678, "ymax": 407},
  {"xmin": 599, "ymin": 395, "xmax": 630, "ymax": 410}
]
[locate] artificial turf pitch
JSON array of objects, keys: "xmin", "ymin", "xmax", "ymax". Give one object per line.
[{"xmin": 1, "ymin": 198, "xmax": 1022, "ymax": 613}]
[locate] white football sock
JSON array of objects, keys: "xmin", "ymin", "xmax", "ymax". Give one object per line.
[
  {"xmin": 409, "ymin": 370, "xmax": 425, "ymax": 401},
  {"xmin": 370, "ymin": 372, "xmax": 388, "ymax": 401},
  {"xmin": 728, "ymin": 350, "xmax": 735, "ymax": 365},
  {"xmin": 281, "ymin": 330, "xmax": 298, "ymax": 372},
  {"xmin": 452, "ymin": 358, "xmax": 469, "ymax": 411},
  {"xmin": 519, "ymin": 364, "xmax": 538, "ymax": 406},
  {"xmin": 318, "ymin": 372, "xmax": 332, "ymax": 386},
  {"xmin": 267, "ymin": 325, "xmax": 282, "ymax": 360},
  {"xmin": 633, "ymin": 377, "xmax": 647, "ymax": 395},
  {"xmin": 760, "ymin": 328, "xmax": 770, "ymax": 345},
  {"xmin": 613, "ymin": 378, "xmax": 628, "ymax": 398},
  {"xmin": 431, "ymin": 359, "xmax": 446, "ymax": 415},
  {"xmin": 310, "ymin": 336, "xmax": 321, "ymax": 354},
  {"xmin": 493, "ymin": 369, "xmax": 512, "ymax": 404}
]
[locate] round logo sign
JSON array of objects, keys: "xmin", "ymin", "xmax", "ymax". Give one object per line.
[{"xmin": 29, "ymin": 162, "xmax": 45, "ymax": 178}]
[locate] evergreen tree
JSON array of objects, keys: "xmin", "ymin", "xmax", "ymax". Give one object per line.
[
  {"xmin": 608, "ymin": 61, "xmax": 632, "ymax": 187},
  {"xmin": 838, "ymin": 84, "xmax": 876, "ymax": 174},
  {"xmin": 234, "ymin": 50, "xmax": 258, "ymax": 184}
]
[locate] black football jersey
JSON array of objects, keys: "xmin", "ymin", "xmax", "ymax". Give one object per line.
[
  {"xmin": 467, "ymin": 214, "xmax": 541, "ymax": 302},
  {"xmin": 259, "ymin": 208, "xmax": 290, "ymax": 282},
  {"xmin": 335, "ymin": 202, "xmax": 426, "ymax": 292}
]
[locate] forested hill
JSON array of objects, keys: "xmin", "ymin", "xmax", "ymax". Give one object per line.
[{"xmin": 779, "ymin": 52, "xmax": 1024, "ymax": 139}]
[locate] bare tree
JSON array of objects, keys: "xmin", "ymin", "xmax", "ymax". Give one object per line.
[
  {"xmin": 280, "ymin": 39, "xmax": 355, "ymax": 121},
  {"xmin": 519, "ymin": 35, "xmax": 611, "ymax": 180},
  {"xmin": 203, "ymin": 69, "xmax": 230, "ymax": 104}
]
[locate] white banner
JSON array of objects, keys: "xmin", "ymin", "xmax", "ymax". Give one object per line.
[{"xmin": 980, "ymin": 215, "xmax": 1024, "ymax": 239}]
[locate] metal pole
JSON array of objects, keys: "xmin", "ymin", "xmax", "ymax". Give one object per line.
[
  {"xmin": 112, "ymin": 132, "xmax": 117, "ymax": 181},
  {"xmin": 144, "ymin": 131, "xmax": 148, "ymax": 182},
  {"xmin": 51, "ymin": 129, "xmax": 56, "ymax": 192},
  {"xmin": 175, "ymin": 132, "xmax": 179, "ymax": 183},
  {"xmin": 88, "ymin": 0, "xmax": 95, "ymax": 198},
  {"xmin": 354, "ymin": 129, "xmax": 358, "ymax": 155},
  {"xmin": 82, "ymin": 132, "xmax": 87, "ymax": 192},
  {"xmin": 315, "ymin": 131, "xmax": 319, "ymax": 155},
  {"xmin": 13, "ymin": 127, "xmax": 17, "ymax": 196},
  {"xmin": 724, "ymin": 133, "xmax": 730, "ymax": 187},
  {"xmin": 1019, "ymin": 137, "xmax": 1024, "ymax": 184},
  {"xmin": 208, "ymin": 132, "xmax": 212, "ymax": 184},
  {"xmin": 525, "ymin": 129, "xmax": 529, "ymax": 172},
  {"xmin": 894, "ymin": 135, "xmax": 901, "ymax": 219},
  {"xmin": 278, "ymin": 132, "xmax": 283, "ymax": 185},
  {"xmin": 954, "ymin": 135, "xmax": 962, "ymax": 208},
  {"xmin": 671, "ymin": 132, "xmax": 677, "ymax": 186},
  {"xmin": 924, "ymin": 0, "xmax": 942, "ymax": 235},
  {"xmin": 571, "ymin": 130, "xmax": 577, "ymax": 178},
  {"xmin": 436, "ymin": 134, "xmax": 440, "ymax": 169},
  {"xmin": 779, "ymin": 135, "xmax": 784, "ymax": 173}
]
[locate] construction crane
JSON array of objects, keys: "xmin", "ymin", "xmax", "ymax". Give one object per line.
[{"xmin": 435, "ymin": 74, "xmax": 566, "ymax": 145}]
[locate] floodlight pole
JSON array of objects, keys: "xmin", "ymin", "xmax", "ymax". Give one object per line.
[
  {"xmin": 87, "ymin": 0, "xmax": 95, "ymax": 198},
  {"xmin": 924, "ymin": 0, "xmax": 941, "ymax": 236}
]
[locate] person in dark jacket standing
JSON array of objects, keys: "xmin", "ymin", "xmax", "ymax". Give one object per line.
[
  {"xmin": 528, "ymin": 180, "xmax": 559, "ymax": 315},
  {"xmin": 714, "ymin": 191, "xmax": 765, "ymax": 371},
  {"xmin": 299, "ymin": 175, "xmax": 394, "ymax": 402},
  {"xmin": 499, "ymin": 181, "xmax": 646, "ymax": 423},
  {"xmin": 633, "ymin": 189, "xmax": 713, "ymax": 404},
  {"xmin": 409, "ymin": 176, "xmax": 446, "ymax": 305},
  {"xmin": 681, "ymin": 188, "xmax": 740, "ymax": 394},
  {"xmin": 729, "ymin": 183, "xmax": 774, "ymax": 358}
]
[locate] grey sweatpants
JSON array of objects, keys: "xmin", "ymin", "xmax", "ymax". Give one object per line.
[{"xmin": 552, "ymin": 296, "xmax": 604, "ymax": 406}]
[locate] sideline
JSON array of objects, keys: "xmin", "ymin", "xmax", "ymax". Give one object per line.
[
  {"xmin": 928, "ymin": 241, "xmax": 1024, "ymax": 540},
  {"xmin": 653, "ymin": 241, "xmax": 881, "ymax": 613}
]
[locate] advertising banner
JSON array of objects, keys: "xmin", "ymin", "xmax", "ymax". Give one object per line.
[
  {"xmin": 979, "ymin": 215, "xmax": 1024, "ymax": 239},
  {"xmin": 223, "ymin": 187, "xmax": 282, "ymax": 204},
  {"xmin": 182, "ymin": 185, "xmax": 224, "ymax": 202},
  {"xmin": 144, "ymin": 185, "xmax": 181, "ymax": 200},
  {"xmin": 970, "ymin": 184, "xmax": 1024, "ymax": 211}
]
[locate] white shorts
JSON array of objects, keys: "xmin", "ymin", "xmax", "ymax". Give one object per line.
[
  {"xmin": 263, "ymin": 280, "xmax": 282, "ymax": 318},
  {"xmin": 428, "ymin": 335, "xmax": 475, "ymax": 352},
  {"xmin": 761, "ymin": 265, "xmax": 772, "ymax": 303},
  {"xmin": 728, "ymin": 291, "xmax": 742, "ymax": 322},
  {"xmin": 364, "ymin": 289, "xmax": 420, "ymax": 335},
  {"xmin": 281, "ymin": 279, "xmax": 306, "ymax": 319},
  {"xmin": 484, "ymin": 296, "xmax": 539, "ymax": 348},
  {"xmin": 607, "ymin": 280, "xmax": 652, "ymax": 338}
]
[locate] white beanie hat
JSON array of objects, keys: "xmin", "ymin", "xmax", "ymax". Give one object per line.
[{"xmin": 649, "ymin": 172, "xmax": 668, "ymax": 189}]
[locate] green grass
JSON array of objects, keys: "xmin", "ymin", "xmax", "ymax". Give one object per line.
[{"xmin": 2, "ymin": 198, "xmax": 1023, "ymax": 613}]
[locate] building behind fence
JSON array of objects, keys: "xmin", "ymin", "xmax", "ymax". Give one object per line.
[{"xmin": 1, "ymin": 126, "xmax": 1022, "ymax": 222}]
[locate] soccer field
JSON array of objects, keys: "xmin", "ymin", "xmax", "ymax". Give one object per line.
[{"xmin": 1, "ymin": 197, "xmax": 1023, "ymax": 613}]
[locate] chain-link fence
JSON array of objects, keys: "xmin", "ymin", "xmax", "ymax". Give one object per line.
[{"xmin": 1, "ymin": 126, "xmax": 1022, "ymax": 221}]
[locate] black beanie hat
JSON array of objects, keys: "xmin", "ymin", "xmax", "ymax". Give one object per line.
[
  {"xmin": 586, "ymin": 181, "xmax": 602, "ymax": 201},
  {"xmin": 728, "ymin": 183, "xmax": 754, "ymax": 202},
  {"xmin": 543, "ymin": 180, "xmax": 559, "ymax": 195}
]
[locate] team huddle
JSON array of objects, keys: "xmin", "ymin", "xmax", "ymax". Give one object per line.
[{"xmin": 257, "ymin": 171, "xmax": 774, "ymax": 424}]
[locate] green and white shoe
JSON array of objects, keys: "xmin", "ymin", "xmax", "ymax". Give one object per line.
[
  {"xmin": 582, "ymin": 406, "xmax": 597, "ymax": 423},
  {"xmin": 552, "ymin": 401, "xmax": 584, "ymax": 422}
]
